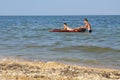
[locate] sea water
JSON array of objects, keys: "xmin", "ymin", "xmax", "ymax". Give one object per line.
[{"xmin": 0, "ymin": 16, "xmax": 120, "ymax": 69}]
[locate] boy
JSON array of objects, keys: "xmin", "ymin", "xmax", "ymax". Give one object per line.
[
  {"xmin": 82, "ymin": 18, "xmax": 92, "ymax": 33},
  {"xmin": 63, "ymin": 23, "xmax": 74, "ymax": 31}
]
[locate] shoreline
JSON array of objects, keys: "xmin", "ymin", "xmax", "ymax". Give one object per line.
[{"xmin": 0, "ymin": 59, "xmax": 120, "ymax": 80}]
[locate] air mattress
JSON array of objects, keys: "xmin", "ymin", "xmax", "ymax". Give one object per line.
[{"xmin": 50, "ymin": 28, "xmax": 86, "ymax": 32}]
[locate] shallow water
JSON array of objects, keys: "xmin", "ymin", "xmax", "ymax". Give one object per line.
[{"xmin": 0, "ymin": 16, "xmax": 120, "ymax": 69}]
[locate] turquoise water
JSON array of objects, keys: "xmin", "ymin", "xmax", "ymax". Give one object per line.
[{"xmin": 0, "ymin": 16, "xmax": 120, "ymax": 69}]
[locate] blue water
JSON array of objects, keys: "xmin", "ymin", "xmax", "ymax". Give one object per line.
[{"xmin": 0, "ymin": 16, "xmax": 120, "ymax": 69}]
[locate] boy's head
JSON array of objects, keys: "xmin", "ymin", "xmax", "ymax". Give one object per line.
[
  {"xmin": 84, "ymin": 18, "xmax": 88, "ymax": 23},
  {"xmin": 64, "ymin": 23, "xmax": 67, "ymax": 25}
]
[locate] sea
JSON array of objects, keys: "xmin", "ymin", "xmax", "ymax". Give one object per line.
[{"xmin": 0, "ymin": 15, "xmax": 120, "ymax": 69}]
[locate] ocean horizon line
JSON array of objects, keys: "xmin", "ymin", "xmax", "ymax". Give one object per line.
[{"xmin": 0, "ymin": 14, "xmax": 120, "ymax": 17}]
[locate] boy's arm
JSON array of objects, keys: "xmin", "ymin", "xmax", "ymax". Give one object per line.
[
  {"xmin": 81, "ymin": 26, "xmax": 86, "ymax": 28},
  {"xmin": 82, "ymin": 24, "xmax": 87, "ymax": 28}
]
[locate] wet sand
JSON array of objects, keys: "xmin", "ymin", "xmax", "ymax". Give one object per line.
[{"xmin": 0, "ymin": 59, "xmax": 120, "ymax": 80}]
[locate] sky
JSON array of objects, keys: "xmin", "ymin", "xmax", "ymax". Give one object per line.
[{"xmin": 0, "ymin": 0, "xmax": 120, "ymax": 15}]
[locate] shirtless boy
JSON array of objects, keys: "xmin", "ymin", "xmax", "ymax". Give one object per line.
[{"xmin": 82, "ymin": 18, "xmax": 92, "ymax": 33}]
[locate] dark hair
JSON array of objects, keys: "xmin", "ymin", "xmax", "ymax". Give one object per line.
[
  {"xmin": 84, "ymin": 18, "xmax": 88, "ymax": 22},
  {"xmin": 64, "ymin": 23, "xmax": 67, "ymax": 25}
]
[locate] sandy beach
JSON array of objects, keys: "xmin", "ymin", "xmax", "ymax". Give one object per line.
[{"xmin": 0, "ymin": 59, "xmax": 119, "ymax": 80}]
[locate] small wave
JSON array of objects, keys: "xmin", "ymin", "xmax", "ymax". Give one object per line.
[
  {"xmin": 0, "ymin": 56, "xmax": 28, "ymax": 62},
  {"xmin": 80, "ymin": 46, "xmax": 120, "ymax": 53},
  {"xmin": 51, "ymin": 45, "xmax": 120, "ymax": 53},
  {"xmin": 60, "ymin": 58, "xmax": 100, "ymax": 65},
  {"xmin": 32, "ymin": 27, "xmax": 52, "ymax": 31},
  {"xmin": 25, "ymin": 45, "xmax": 49, "ymax": 49}
]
